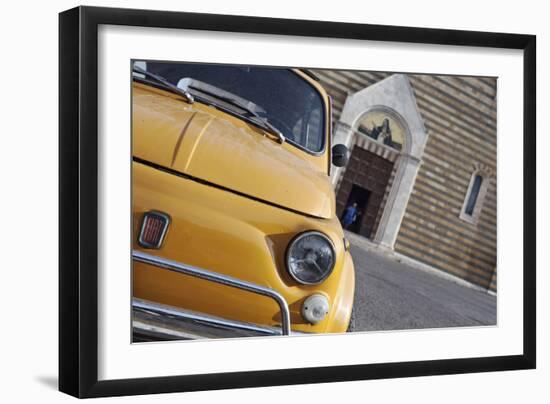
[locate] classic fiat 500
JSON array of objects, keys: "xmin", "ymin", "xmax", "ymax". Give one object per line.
[{"xmin": 132, "ymin": 61, "xmax": 355, "ymax": 340}]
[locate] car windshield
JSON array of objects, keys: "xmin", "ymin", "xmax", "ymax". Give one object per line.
[{"xmin": 143, "ymin": 61, "xmax": 326, "ymax": 153}]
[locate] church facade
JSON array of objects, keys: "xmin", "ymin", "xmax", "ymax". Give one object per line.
[{"xmin": 311, "ymin": 69, "xmax": 497, "ymax": 292}]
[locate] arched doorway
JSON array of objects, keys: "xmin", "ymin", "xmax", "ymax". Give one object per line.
[{"xmin": 331, "ymin": 74, "xmax": 428, "ymax": 249}]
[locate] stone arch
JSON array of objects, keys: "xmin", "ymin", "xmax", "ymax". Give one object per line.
[{"xmin": 331, "ymin": 74, "xmax": 428, "ymax": 249}]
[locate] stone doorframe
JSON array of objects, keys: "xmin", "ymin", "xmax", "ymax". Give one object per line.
[{"xmin": 331, "ymin": 74, "xmax": 429, "ymax": 249}]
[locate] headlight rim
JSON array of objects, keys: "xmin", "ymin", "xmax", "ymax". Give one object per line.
[{"xmin": 285, "ymin": 230, "xmax": 336, "ymax": 285}]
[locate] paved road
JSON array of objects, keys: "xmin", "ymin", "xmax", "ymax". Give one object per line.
[{"xmin": 349, "ymin": 243, "xmax": 496, "ymax": 332}]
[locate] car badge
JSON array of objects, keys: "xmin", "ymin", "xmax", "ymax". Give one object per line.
[{"xmin": 138, "ymin": 211, "xmax": 170, "ymax": 249}]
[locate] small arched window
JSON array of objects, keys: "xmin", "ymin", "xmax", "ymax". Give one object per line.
[
  {"xmin": 460, "ymin": 169, "xmax": 490, "ymax": 225},
  {"xmin": 464, "ymin": 174, "xmax": 483, "ymax": 216}
]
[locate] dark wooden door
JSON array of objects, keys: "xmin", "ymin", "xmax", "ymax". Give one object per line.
[{"xmin": 336, "ymin": 146, "xmax": 394, "ymax": 238}]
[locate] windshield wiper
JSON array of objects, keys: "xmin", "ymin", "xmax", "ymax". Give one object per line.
[
  {"xmin": 132, "ymin": 65, "xmax": 194, "ymax": 104},
  {"xmin": 177, "ymin": 78, "xmax": 285, "ymax": 144}
]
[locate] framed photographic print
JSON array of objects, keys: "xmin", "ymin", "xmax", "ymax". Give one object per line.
[{"xmin": 59, "ymin": 6, "xmax": 536, "ymax": 398}]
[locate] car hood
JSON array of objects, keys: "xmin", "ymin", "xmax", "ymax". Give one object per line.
[{"xmin": 132, "ymin": 85, "xmax": 335, "ymax": 219}]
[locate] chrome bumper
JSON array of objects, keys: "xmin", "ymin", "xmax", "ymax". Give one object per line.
[
  {"xmin": 133, "ymin": 298, "xmax": 302, "ymax": 340},
  {"xmin": 132, "ymin": 250, "xmax": 295, "ymax": 340}
]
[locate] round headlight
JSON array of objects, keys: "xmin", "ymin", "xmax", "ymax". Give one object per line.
[{"xmin": 286, "ymin": 231, "xmax": 336, "ymax": 285}]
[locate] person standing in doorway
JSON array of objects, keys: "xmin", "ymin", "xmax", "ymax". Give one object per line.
[{"xmin": 342, "ymin": 202, "xmax": 358, "ymax": 230}]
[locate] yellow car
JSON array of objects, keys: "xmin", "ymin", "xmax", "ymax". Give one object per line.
[{"xmin": 131, "ymin": 61, "xmax": 355, "ymax": 340}]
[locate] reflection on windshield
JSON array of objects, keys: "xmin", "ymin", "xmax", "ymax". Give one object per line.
[{"xmin": 143, "ymin": 61, "xmax": 325, "ymax": 153}]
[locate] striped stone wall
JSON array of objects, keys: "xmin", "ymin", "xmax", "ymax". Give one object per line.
[{"xmin": 312, "ymin": 69, "xmax": 497, "ymax": 291}]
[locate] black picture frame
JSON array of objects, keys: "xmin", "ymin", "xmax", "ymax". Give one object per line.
[{"xmin": 59, "ymin": 5, "xmax": 536, "ymax": 398}]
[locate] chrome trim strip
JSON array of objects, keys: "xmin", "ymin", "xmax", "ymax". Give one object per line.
[{"xmin": 132, "ymin": 250, "xmax": 291, "ymax": 335}]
